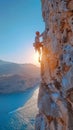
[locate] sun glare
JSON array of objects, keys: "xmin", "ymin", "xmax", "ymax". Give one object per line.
[{"xmin": 33, "ymin": 51, "xmax": 40, "ymax": 66}]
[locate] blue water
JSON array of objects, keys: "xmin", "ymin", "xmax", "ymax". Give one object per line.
[{"xmin": 0, "ymin": 86, "xmax": 38, "ymax": 130}]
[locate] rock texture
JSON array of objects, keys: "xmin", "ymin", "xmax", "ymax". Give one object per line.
[{"xmin": 35, "ymin": 0, "xmax": 73, "ymax": 130}]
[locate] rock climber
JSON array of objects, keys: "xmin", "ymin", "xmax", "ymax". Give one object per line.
[{"xmin": 33, "ymin": 31, "xmax": 43, "ymax": 62}]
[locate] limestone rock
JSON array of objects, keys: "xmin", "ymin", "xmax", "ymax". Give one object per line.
[{"xmin": 34, "ymin": 0, "xmax": 73, "ymax": 129}]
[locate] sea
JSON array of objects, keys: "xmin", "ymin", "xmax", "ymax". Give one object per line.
[{"xmin": 0, "ymin": 86, "xmax": 39, "ymax": 130}]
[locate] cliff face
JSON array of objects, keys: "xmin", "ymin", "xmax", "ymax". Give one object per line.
[{"xmin": 35, "ymin": 0, "xmax": 73, "ymax": 130}]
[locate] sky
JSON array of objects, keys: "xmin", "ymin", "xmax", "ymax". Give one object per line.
[{"xmin": 0, "ymin": 0, "xmax": 44, "ymax": 65}]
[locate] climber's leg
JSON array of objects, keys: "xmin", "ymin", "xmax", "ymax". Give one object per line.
[{"xmin": 38, "ymin": 48, "xmax": 41, "ymax": 62}]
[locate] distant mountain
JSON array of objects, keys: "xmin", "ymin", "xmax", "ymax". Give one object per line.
[{"xmin": 0, "ymin": 60, "xmax": 40, "ymax": 93}]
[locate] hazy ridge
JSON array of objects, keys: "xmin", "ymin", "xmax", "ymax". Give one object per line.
[{"xmin": 0, "ymin": 60, "xmax": 40, "ymax": 93}]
